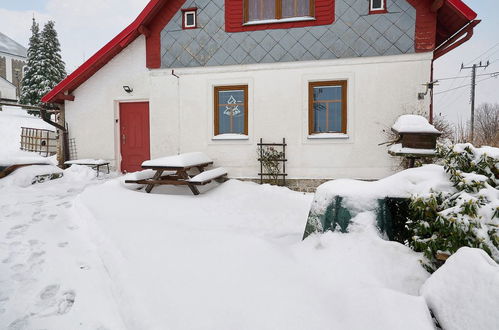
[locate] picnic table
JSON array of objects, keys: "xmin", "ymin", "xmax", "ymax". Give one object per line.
[
  {"xmin": 64, "ymin": 159, "xmax": 110, "ymax": 177},
  {"xmin": 125, "ymin": 152, "xmax": 227, "ymax": 195}
]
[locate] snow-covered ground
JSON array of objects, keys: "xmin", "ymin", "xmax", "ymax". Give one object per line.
[
  {"xmin": 0, "ymin": 167, "xmax": 435, "ymax": 330},
  {"xmin": 1, "ymin": 107, "xmax": 496, "ymax": 329},
  {"xmin": 0, "ymin": 106, "xmax": 55, "ymax": 166}
]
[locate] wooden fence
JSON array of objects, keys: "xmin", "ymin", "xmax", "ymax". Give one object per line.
[{"xmin": 20, "ymin": 127, "xmax": 58, "ymax": 157}]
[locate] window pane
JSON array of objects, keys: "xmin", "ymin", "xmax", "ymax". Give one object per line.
[
  {"xmin": 313, "ymin": 85, "xmax": 343, "ymax": 133},
  {"xmin": 371, "ymin": 0, "xmax": 383, "ymax": 9},
  {"xmin": 218, "ymin": 90, "xmax": 245, "ymax": 134},
  {"xmin": 247, "ymin": 0, "xmax": 276, "ymax": 21},
  {"xmin": 186, "ymin": 13, "xmax": 195, "ymax": 26},
  {"xmin": 282, "ymin": 0, "xmax": 310, "ymax": 18}
]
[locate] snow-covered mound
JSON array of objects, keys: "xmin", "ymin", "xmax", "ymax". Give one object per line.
[
  {"xmin": 421, "ymin": 248, "xmax": 499, "ymax": 330},
  {"xmin": 72, "ymin": 178, "xmax": 435, "ymax": 330},
  {"xmin": 0, "ymin": 165, "xmax": 62, "ymax": 188},
  {"xmin": 311, "ymin": 164, "xmax": 453, "ymax": 214}
]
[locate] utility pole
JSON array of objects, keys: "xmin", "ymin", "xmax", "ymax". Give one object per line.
[{"xmin": 461, "ymin": 61, "xmax": 489, "ymax": 142}]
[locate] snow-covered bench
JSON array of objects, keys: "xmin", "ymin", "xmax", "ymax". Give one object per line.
[
  {"xmin": 124, "ymin": 152, "xmax": 227, "ymax": 195},
  {"xmin": 64, "ymin": 159, "xmax": 110, "ymax": 177}
]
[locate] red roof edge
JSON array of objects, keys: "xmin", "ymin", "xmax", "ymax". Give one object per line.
[
  {"xmin": 42, "ymin": 0, "xmax": 165, "ymax": 103},
  {"xmin": 447, "ymin": 0, "xmax": 477, "ymax": 21}
]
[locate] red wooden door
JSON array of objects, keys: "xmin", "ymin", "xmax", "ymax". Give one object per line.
[{"xmin": 119, "ymin": 102, "xmax": 150, "ymax": 173}]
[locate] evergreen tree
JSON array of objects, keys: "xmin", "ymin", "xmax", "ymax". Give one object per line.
[
  {"xmin": 39, "ymin": 20, "xmax": 66, "ymax": 108},
  {"xmin": 20, "ymin": 18, "xmax": 44, "ymax": 114}
]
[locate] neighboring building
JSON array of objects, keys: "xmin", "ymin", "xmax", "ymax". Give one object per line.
[
  {"xmin": 0, "ymin": 32, "xmax": 27, "ymax": 100},
  {"xmin": 43, "ymin": 0, "xmax": 478, "ymax": 182}
]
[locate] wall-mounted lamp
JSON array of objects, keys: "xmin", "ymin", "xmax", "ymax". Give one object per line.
[{"xmin": 123, "ymin": 85, "xmax": 133, "ymax": 93}]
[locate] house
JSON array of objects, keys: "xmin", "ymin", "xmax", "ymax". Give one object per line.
[
  {"xmin": 42, "ymin": 0, "xmax": 478, "ymax": 186},
  {"xmin": 0, "ymin": 32, "xmax": 27, "ymax": 101}
]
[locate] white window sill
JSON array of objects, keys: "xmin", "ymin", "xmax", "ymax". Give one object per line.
[
  {"xmin": 212, "ymin": 134, "xmax": 249, "ymax": 141},
  {"xmin": 307, "ymin": 133, "xmax": 349, "ymax": 140},
  {"xmin": 243, "ymin": 16, "xmax": 315, "ymax": 26}
]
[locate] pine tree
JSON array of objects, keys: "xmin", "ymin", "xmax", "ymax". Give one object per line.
[
  {"xmin": 39, "ymin": 21, "xmax": 66, "ymax": 109},
  {"xmin": 20, "ymin": 18, "xmax": 44, "ymax": 114}
]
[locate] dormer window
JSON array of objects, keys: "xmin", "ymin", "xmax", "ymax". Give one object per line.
[
  {"xmin": 369, "ymin": 0, "xmax": 386, "ymax": 14},
  {"xmin": 244, "ymin": 0, "xmax": 314, "ymax": 23},
  {"xmin": 182, "ymin": 8, "xmax": 197, "ymax": 29}
]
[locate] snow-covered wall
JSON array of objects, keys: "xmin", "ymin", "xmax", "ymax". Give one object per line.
[{"xmin": 65, "ymin": 35, "xmax": 432, "ymax": 180}]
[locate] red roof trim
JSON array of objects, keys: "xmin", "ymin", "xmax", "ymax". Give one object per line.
[
  {"xmin": 447, "ymin": 0, "xmax": 477, "ymax": 21},
  {"xmin": 42, "ymin": 0, "xmax": 167, "ymax": 103}
]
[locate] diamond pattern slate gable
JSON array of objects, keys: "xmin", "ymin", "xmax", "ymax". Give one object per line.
[{"xmin": 160, "ymin": 0, "xmax": 416, "ymax": 68}]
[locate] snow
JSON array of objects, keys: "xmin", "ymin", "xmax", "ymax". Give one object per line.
[
  {"xmin": 0, "ymin": 173, "xmax": 439, "ymax": 329},
  {"xmin": 188, "ymin": 167, "xmax": 227, "ymax": 182},
  {"xmin": 388, "ymin": 143, "xmax": 437, "ymax": 155},
  {"xmin": 142, "ymin": 152, "xmax": 212, "ymax": 167},
  {"xmin": 0, "ymin": 165, "xmax": 62, "ymax": 188},
  {"xmin": 311, "ymin": 164, "xmax": 454, "ymax": 214},
  {"xmin": 0, "ymin": 32, "xmax": 27, "ymax": 58},
  {"xmin": 65, "ymin": 159, "xmax": 109, "ymax": 166},
  {"xmin": 421, "ymin": 248, "xmax": 499, "ymax": 330},
  {"xmin": 0, "ymin": 106, "xmax": 55, "ymax": 166},
  {"xmin": 392, "ymin": 115, "xmax": 440, "ymax": 134}
]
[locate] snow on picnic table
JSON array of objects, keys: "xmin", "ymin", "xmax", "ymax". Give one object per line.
[{"xmin": 0, "ymin": 168, "xmax": 434, "ymax": 330}]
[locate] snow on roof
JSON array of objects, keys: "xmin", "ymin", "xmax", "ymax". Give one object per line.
[
  {"xmin": 392, "ymin": 115, "xmax": 441, "ymax": 134},
  {"xmin": 0, "ymin": 32, "xmax": 27, "ymax": 58}
]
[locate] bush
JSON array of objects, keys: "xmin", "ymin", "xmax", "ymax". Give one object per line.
[{"xmin": 407, "ymin": 143, "xmax": 499, "ymax": 272}]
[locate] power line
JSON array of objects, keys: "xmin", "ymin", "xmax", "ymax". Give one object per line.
[
  {"xmin": 436, "ymin": 72, "xmax": 496, "ymax": 81},
  {"xmin": 434, "ymin": 72, "xmax": 499, "ymax": 95},
  {"xmin": 464, "ymin": 42, "xmax": 499, "ymax": 66}
]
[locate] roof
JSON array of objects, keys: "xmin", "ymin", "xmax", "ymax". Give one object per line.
[
  {"xmin": 42, "ymin": 0, "xmax": 168, "ymax": 103},
  {"xmin": 42, "ymin": 0, "xmax": 479, "ymax": 104},
  {"xmin": 0, "ymin": 32, "xmax": 27, "ymax": 58},
  {"xmin": 436, "ymin": 0, "xmax": 478, "ymax": 47}
]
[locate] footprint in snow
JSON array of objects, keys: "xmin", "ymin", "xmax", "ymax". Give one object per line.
[
  {"xmin": 58, "ymin": 290, "xmax": 76, "ymax": 314},
  {"xmin": 48, "ymin": 214, "xmax": 57, "ymax": 220},
  {"xmin": 40, "ymin": 284, "xmax": 60, "ymax": 300},
  {"xmin": 7, "ymin": 315, "xmax": 29, "ymax": 330},
  {"xmin": 57, "ymin": 242, "xmax": 69, "ymax": 248},
  {"xmin": 5, "ymin": 225, "xmax": 29, "ymax": 239}
]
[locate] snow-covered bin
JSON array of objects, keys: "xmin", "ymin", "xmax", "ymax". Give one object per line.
[
  {"xmin": 389, "ymin": 115, "xmax": 441, "ymax": 157},
  {"xmin": 421, "ymin": 247, "xmax": 499, "ymax": 330},
  {"xmin": 303, "ymin": 165, "xmax": 453, "ymax": 239}
]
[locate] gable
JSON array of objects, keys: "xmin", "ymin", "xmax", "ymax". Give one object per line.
[{"xmin": 160, "ymin": 0, "xmax": 416, "ymax": 68}]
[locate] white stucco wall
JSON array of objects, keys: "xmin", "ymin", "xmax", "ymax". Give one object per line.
[{"xmin": 65, "ymin": 35, "xmax": 433, "ymax": 180}]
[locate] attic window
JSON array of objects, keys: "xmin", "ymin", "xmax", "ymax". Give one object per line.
[
  {"xmin": 182, "ymin": 8, "xmax": 197, "ymax": 29},
  {"xmin": 244, "ymin": 0, "xmax": 314, "ymax": 23},
  {"xmin": 369, "ymin": 0, "xmax": 387, "ymax": 14}
]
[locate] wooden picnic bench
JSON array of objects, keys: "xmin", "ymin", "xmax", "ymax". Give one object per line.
[{"xmin": 124, "ymin": 152, "xmax": 227, "ymax": 195}]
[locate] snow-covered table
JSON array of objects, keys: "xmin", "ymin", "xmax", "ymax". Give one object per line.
[
  {"xmin": 64, "ymin": 159, "xmax": 110, "ymax": 177},
  {"xmin": 125, "ymin": 152, "xmax": 227, "ymax": 195}
]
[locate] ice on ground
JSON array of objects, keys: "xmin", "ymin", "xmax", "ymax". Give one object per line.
[
  {"xmin": 311, "ymin": 164, "xmax": 454, "ymax": 213},
  {"xmin": 421, "ymin": 247, "xmax": 499, "ymax": 330},
  {"xmin": 142, "ymin": 152, "xmax": 212, "ymax": 167},
  {"xmin": 392, "ymin": 114, "xmax": 440, "ymax": 134}
]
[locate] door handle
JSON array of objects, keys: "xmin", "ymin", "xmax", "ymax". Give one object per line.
[{"xmin": 122, "ymin": 134, "xmax": 126, "ymax": 144}]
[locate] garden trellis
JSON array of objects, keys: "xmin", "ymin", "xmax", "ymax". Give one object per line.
[{"xmin": 257, "ymin": 138, "xmax": 287, "ymax": 186}]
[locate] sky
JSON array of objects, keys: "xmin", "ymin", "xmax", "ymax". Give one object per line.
[{"xmin": 0, "ymin": 0, "xmax": 497, "ymax": 125}]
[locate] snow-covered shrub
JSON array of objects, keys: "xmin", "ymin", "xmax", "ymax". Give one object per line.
[{"xmin": 408, "ymin": 143, "xmax": 499, "ymax": 271}]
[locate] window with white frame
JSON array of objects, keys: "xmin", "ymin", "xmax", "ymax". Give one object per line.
[
  {"xmin": 370, "ymin": 0, "xmax": 386, "ymax": 12},
  {"xmin": 182, "ymin": 9, "xmax": 197, "ymax": 29}
]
